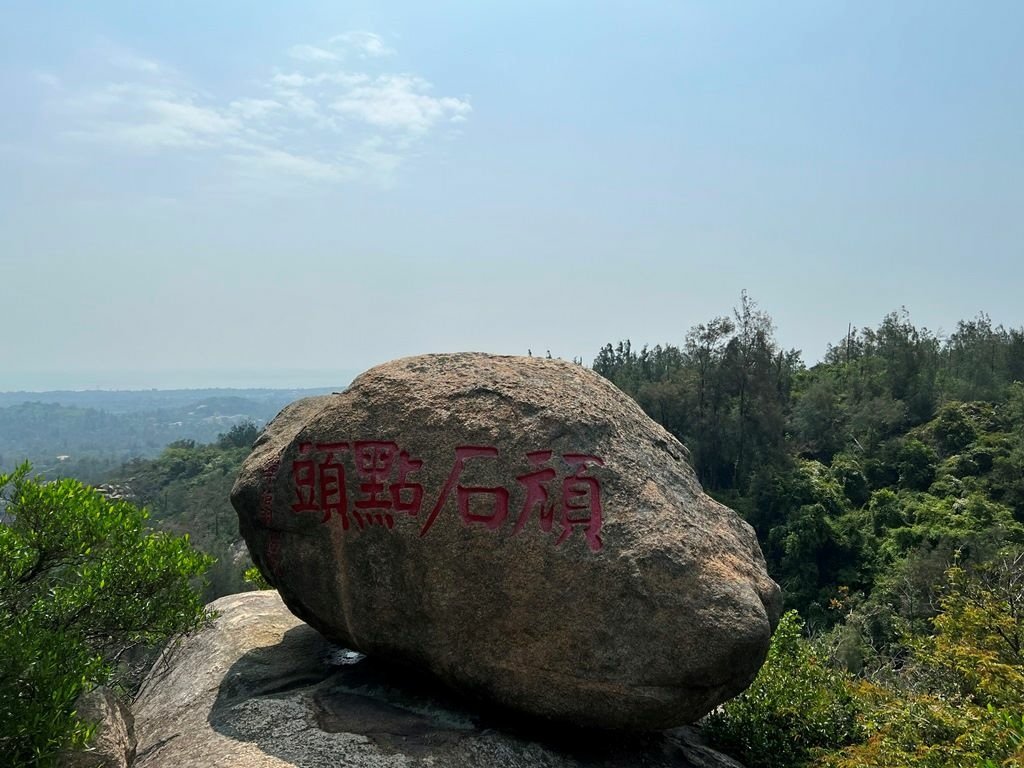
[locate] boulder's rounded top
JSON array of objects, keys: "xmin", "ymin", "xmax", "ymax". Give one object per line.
[
  {"xmin": 348, "ymin": 352, "xmax": 623, "ymax": 394},
  {"xmin": 348, "ymin": 352, "xmax": 642, "ymax": 412},
  {"xmin": 358, "ymin": 351, "xmax": 583, "ymax": 372},
  {"xmin": 334, "ymin": 351, "xmax": 686, "ymax": 462}
]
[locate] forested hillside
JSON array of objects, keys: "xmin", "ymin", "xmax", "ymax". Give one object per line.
[
  {"xmin": 0, "ymin": 388, "xmax": 334, "ymax": 481},
  {"xmin": 595, "ymin": 294, "xmax": 1024, "ymax": 767},
  {"xmin": 103, "ymin": 423, "xmax": 264, "ymax": 598},
  {"xmin": 594, "ymin": 294, "xmax": 1024, "ymax": 622}
]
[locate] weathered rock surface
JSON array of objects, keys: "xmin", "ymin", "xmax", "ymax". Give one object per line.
[
  {"xmin": 59, "ymin": 686, "xmax": 136, "ymax": 768},
  {"xmin": 133, "ymin": 591, "xmax": 747, "ymax": 768},
  {"xmin": 231, "ymin": 353, "xmax": 782, "ymax": 730}
]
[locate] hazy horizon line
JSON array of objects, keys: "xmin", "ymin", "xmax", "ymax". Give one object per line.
[{"xmin": 0, "ymin": 368, "xmax": 360, "ymax": 394}]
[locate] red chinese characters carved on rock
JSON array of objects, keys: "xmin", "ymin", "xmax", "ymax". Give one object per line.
[
  {"xmin": 286, "ymin": 442, "xmax": 605, "ymax": 551},
  {"xmin": 291, "ymin": 441, "xmax": 424, "ymax": 530}
]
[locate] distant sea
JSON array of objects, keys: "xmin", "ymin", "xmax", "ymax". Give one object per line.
[{"xmin": 0, "ymin": 369, "xmax": 361, "ymax": 393}]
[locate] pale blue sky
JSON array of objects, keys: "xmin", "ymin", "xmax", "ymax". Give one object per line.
[{"xmin": 2, "ymin": 1, "xmax": 1022, "ymax": 390}]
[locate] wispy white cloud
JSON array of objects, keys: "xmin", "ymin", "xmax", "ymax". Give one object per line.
[
  {"xmin": 270, "ymin": 71, "xmax": 370, "ymax": 89},
  {"xmin": 229, "ymin": 145, "xmax": 353, "ymax": 183},
  {"xmin": 228, "ymin": 98, "xmax": 282, "ymax": 121},
  {"xmin": 148, "ymin": 99, "xmax": 241, "ymax": 137},
  {"xmin": 270, "ymin": 72, "xmax": 310, "ymax": 89},
  {"xmin": 61, "ymin": 82, "xmax": 237, "ymax": 149},
  {"xmin": 107, "ymin": 49, "xmax": 167, "ymax": 75},
  {"xmin": 287, "ymin": 44, "xmax": 339, "ymax": 63},
  {"xmin": 331, "ymin": 31, "xmax": 395, "ymax": 58},
  {"xmin": 286, "ymin": 32, "xmax": 393, "ymax": 65},
  {"xmin": 330, "ymin": 74, "xmax": 471, "ymax": 133},
  {"xmin": 44, "ymin": 33, "xmax": 470, "ymax": 187},
  {"xmin": 349, "ymin": 137, "xmax": 403, "ymax": 178}
]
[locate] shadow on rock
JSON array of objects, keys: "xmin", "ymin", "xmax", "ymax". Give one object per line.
[{"xmin": 209, "ymin": 624, "xmax": 744, "ymax": 768}]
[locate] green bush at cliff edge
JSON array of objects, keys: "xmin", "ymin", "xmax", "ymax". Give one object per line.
[{"xmin": 0, "ymin": 464, "xmax": 212, "ymax": 767}]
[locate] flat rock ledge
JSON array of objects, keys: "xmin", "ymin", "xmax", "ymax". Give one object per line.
[{"xmin": 132, "ymin": 591, "xmax": 746, "ymax": 768}]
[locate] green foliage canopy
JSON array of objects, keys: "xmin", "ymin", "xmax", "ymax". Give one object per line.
[
  {"xmin": 111, "ymin": 424, "xmax": 262, "ymax": 597},
  {"xmin": 0, "ymin": 465, "xmax": 212, "ymax": 767},
  {"xmin": 821, "ymin": 557, "xmax": 1024, "ymax": 768},
  {"xmin": 704, "ymin": 610, "xmax": 862, "ymax": 768}
]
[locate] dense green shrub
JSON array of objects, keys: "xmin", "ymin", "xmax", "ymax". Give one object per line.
[
  {"xmin": 110, "ymin": 433, "xmax": 258, "ymax": 598},
  {"xmin": 0, "ymin": 465, "xmax": 212, "ymax": 767},
  {"xmin": 703, "ymin": 611, "xmax": 862, "ymax": 768},
  {"xmin": 822, "ymin": 557, "xmax": 1024, "ymax": 768}
]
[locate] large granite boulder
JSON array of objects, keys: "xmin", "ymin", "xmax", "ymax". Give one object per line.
[
  {"xmin": 231, "ymin": 353, "xmax": 781, "ymax": 730},
  {"xmin": 133, "ymin": 590, "xmax": 747, "ymax": 768}
]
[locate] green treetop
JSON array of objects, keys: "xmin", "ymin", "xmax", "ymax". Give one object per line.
[{"xmin": 0, "ymin": 464, "xmax": 212, "ymax": 767}]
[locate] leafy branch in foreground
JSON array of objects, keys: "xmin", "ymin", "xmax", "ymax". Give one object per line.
[{"xmin": 0, "ymin": 464, "xmax": 212, "ymax": 767}]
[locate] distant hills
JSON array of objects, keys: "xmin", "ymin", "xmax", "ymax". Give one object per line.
[
  {"xmin": 0, "ymin": 387, "xmax": 342, "ymax": 412},
  {"xmin": 0, "ymin": 387, "xmax": 340, "ymax": 480}
]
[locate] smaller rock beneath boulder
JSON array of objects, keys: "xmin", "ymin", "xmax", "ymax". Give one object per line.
[
  {"xmin": 132, "ymin": 590, "xmax": 747, "ymax": 768},
  {"xmin": 59, "ymin": 686, "xmax": 136, "ymax": 768}
]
